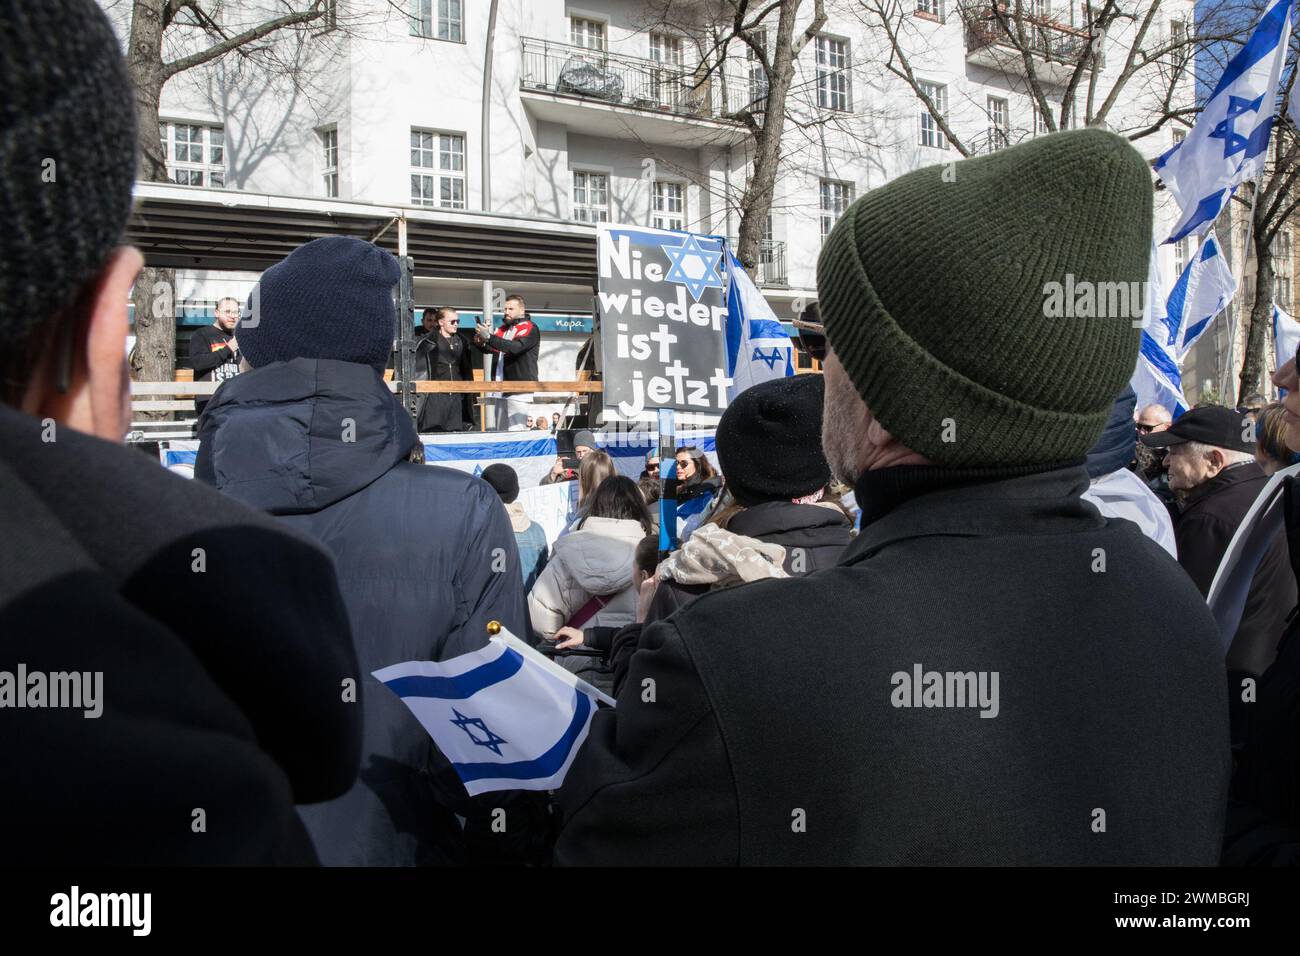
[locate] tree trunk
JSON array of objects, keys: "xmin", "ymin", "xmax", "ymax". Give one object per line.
[
  {"xmin": 1238, "ymin": 224, "xmax": 1274, "ymax": 402},
  {"xmin": 734, "ymin": 2, "xmax": 801, "ymax": 280},
  {"xmin": 127, "ymin": 1, "xmax": 176, "ymax": 385}
]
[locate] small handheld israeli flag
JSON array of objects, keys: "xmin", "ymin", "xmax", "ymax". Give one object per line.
[{"xmin": 374, "ymin": 628, "xmax": 614, "ymax": 796}]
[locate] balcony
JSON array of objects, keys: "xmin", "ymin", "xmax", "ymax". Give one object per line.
[
  {"xmin": 757, "ymin": 240, "xmax": 787, "ymax": 287},
  {"xmin": 967, "ymin": 126, "xmax": 1033, "ymax": 154},
  {"xmin": 519, "ymin": 37, "xmax": 750, "ymax": 148},
  {"xmin": 962, "ymin": 7, "xmax": 1097, "ymax": 84}
]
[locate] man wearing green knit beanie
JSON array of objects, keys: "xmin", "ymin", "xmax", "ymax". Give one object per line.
[{"xmin": 555, "ymin": 130, "xmax": 1229, "ymax": 866}]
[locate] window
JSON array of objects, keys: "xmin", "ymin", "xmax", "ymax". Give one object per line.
[
  {"xmin": 410, "ymin": 0, "xmax": 462, "ymax": 41},
  {"xmin": 1169, "ymin": 18, "xmax": 1188, "ymax": 67},
  {"xmin": 320, "ymin": 128, "xmax": 338, "ymax": 198},
  {"xmin": 1173, "ymin": 237, "xmax": 1190, "ymax": 276},
  {"xmin": 649, "ymin": 32, "xmax": 684, "ymax": 107},
  {"xmin": 1033, "ymin": 102, "xmax": 1050, "ymax": 135},
  {"xmin": 916, "ymin": 0, "xmax": 944, "ymax": 20},
  {"xmin": 917, "ymin": 81, "xmax": 947, "ymax": 149},
  {"xmin": 1274, "ymin": 230, "xmax": 1293, "ymax": 311},
  {"xmin": 816, "ymin": 36, "xmax": 850, "ymax": 111},
  {"xmin": 572, "ymin": 170, "xmax": 610, "ymax": 223},
  {"xmin": 571, "ymin": 17, "xmax": 606, "ymax": 51},
  {"xmin": 748, "ymin": 30, "xmax": 769, "ymax": 108},
  {"xmin": 987, "ymin": 95, "xmax": 1009, "ymax": 148},
  {"xmin": 653, "ymin": 181, "xmax": 685, "ymax": 231},
  {"xmin": 161, "ymin": 122, "xmax": 225, "ymax": 187},
  {"xmin": 410, "ymin": 130, "xmax": 465, "ymax": 209},
  {"xmin": 1173, "ymin": 127, "xmax": 1186, "ymax": 147},
  {"xmin": 820, "ymin": 180, "xmax": 854, "ymax": 238}
]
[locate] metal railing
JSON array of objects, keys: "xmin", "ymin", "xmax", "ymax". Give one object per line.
[
  {"xmin": 962, "ymin": 7, "xmax": 1094, "ymax": 64},
  {"xmin": 757, "ymin": 239, "xmax": 787, "ymax": 287},
  {"xmin": 966, "ymin": 126, "xmax": 1034, "ymax": 154},
  {"xmin": 520, "ymin": 37, "xmax": 749, "ymax": 122}
]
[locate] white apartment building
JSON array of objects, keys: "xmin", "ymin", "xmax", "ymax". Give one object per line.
[{"xmin": 106, "ymin": 0, "xmax": 1197, "ymax": 383}]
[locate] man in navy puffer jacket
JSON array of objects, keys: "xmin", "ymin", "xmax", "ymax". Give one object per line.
[{"xmin": 196, "ymin": 237, "xmax": 539, "ymax": 865}]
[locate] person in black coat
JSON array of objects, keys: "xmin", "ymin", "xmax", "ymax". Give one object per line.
[
  {"xmin": 554, "ymin": 130, "xmax": 1229, "ymax": 865},
  {"xmin": 1221, "ymin": 355, "xmax": 1300, "ymax": 864},
  {"xmin": 649, "ymin": 373, "xmax": 851, "ymax": 621},
  {"xmin": 1140, "ymin": 405, "xmax": 1297, "ymax": 739},
  {"xmin": 0, "ymin": 1, "xmax": 361, "ymax": 863},
  {"xmin": 415, "ymin": 306, "xmax": 475, "ymax": 432},
  {"xmin": 197, "ymin": 237, "xmax": 541, "ymax": 866}
]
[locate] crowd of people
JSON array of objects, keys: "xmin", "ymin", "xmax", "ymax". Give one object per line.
[{"xmin": 7, "ymin": 0, "xmax": 1300, "ymax": 867}]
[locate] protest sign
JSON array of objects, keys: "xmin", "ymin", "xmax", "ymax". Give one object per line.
[{"xmin": 597, "ymin": 224, "xmax": 732, "ymax": 418}]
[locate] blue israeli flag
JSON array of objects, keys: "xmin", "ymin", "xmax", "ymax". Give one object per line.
[
  {"xmin": 724, "ymin": 250, "xmax": 793, "ymax": 399},
  {"xmin": 1155, "ymin": 0, "xmax": 1294, "ymax": 243},
  {"xmin": 1163, "ymin": 236, "xmax": 1238, "ymax": 357},
  {"xmin": 374, "ymin": 630, "xmax": 613, "ymax": 796}
]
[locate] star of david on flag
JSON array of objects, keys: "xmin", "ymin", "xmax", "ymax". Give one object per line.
[
  {"xmin": 374, "ymin": 629, "xmax": 614, "ymax": 796},
  {"xmin": 1155, "ymin": 0, "xmax": 1294, "ymax": 243}
]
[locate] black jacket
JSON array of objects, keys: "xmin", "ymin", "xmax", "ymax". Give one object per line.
[
  {"xmin": 555, "ymin": 464, "xmax": 1230, "ymax": 865},
  {"xmin": 1222, "ymin": 475, "xmax": 1300, "ymax": 864},
  {"xmin": 196, "ymin": 358, "xmax": 532, "ymax": 865},
  {"xmin": 1174, "ymin": 461, "xmax": 1296, "ymax": 678},
  {"xmin": 649, "ymin": 500, "xmax": 852, "ymax": 624},
  {"xmin": 0, "ymin": 403, "xmax": 361, "ymax": 864},
  {"xmin": 473, "ymin": 315, "xmax": 540, "ymax": 381}
]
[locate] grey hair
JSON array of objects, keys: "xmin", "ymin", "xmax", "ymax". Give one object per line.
[{"xmin": 1184, "ymin": 440, "xmax": 1253, "ymax": 466}]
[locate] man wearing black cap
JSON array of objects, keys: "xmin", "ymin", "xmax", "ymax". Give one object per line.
[{"xmin": 1140, "ymin": 404, "xmax": 1297, "ymax": 686}]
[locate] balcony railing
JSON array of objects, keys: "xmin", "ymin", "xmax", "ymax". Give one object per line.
[
  {"xmin": 757, "ymin": 239, "xmax": 787, "ymax": 287},
  {"xmin": 967, "ymin": 126, "xmax": 1033, "ymax": 154},
  {"xmin": 962, "ymin": 7, "xmax": 1095, "ymax": 65},
  {"xmin": 520, "ymin": 37, "xmax": 749, "ymax": 123}
]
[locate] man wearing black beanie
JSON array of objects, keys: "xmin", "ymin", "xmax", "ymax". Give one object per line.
[{"xmin": 0, "ymin": 0, "xmax": 361, "ymax": 864}]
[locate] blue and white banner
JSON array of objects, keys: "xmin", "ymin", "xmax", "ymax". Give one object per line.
[
  {"xmin": 1164, "ymin": 236, "xmax": 1238, "ymax": 357},
  {"xmin": 1155, "ymin": 0, "xmax": 1294, "ymax": 243},
  {"xmin": 724, "ymin": 251, "xmax": 793, "ymax": 399},
  {"xmin": 374, "ymin": 629, "xmax": 613, "ymax": 797}
]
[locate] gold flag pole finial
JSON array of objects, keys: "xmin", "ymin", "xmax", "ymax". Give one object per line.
[{"xmin": 486, "ymin": 620, "xmax": 502, "ymax": 635}]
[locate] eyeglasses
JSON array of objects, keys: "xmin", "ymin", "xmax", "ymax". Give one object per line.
[
  {"xmin": 793, "ymin": 318, "xmax": 826, "ymax": 362},
  {"xmin": 675, "ymin": 458, "xmax": 693, "ymax": 470}
]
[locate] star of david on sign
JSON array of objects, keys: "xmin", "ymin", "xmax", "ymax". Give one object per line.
[
  {"xmin": 450, "ymin": 708, "xmax": 508, "ymax": 756},
  {"xmin": 661, "ymin": 233, "xmax": 725, "ymax": 303},
  {"xmin": 1208, "ymin": 93, "xmax": 1265, "ymax": 159}
]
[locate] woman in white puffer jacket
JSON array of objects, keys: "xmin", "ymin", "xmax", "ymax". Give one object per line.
[{"xmin": 529, "ymin": 476, "xmax": 655, "ymax": 692}]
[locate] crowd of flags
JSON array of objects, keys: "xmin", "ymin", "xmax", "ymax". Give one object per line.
[{"xmin": 1135, "ymin": 0, "xmax": 1298, "ymax": 416}]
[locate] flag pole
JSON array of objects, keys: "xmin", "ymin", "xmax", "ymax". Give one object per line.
[
  {"xmin": 657, "ymin": 406, "xmax": 677, "ymax": 560},
  {"xmin": 1223, "ymin": 182, "xmax": 1264, "ymax": 404}
]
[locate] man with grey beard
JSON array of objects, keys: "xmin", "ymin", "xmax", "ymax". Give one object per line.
[{"xmin": 553, "ymin": 129, "xmax": 1229, "ymax": 865}]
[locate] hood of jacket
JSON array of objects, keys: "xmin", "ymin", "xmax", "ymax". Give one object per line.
[
  {"xmin": 554, "ymin": 516, "xmax": 644, "ymax": 594},
  {"xmin": 195, "ymin": 357, "xmax": 416, "ymax": 515},
  {"xmin": 726, "ymin": 499, "xmax": 852, "ymax": 547},
  {"xmin": 1084, "ymin": 385, "xmax": 1137, "ymax": 479},
  {"xmin": 659, "ymin": 523, "xmax": 790, "ymax": 589}
]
